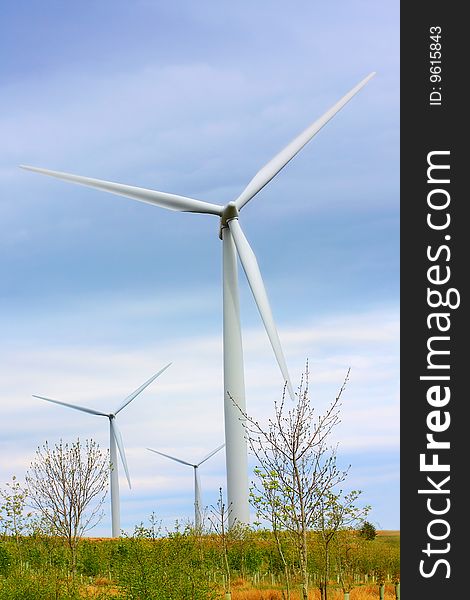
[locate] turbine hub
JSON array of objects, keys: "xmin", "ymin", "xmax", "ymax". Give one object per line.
[{"xmin": 219, "ymin": 202, "xmax": 239, "ymax": 239}]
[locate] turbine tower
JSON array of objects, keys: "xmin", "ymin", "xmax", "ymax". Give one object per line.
[
  {"xmin": 33, "ymin": 363, "xmax": 171, "ymax": 537},
  {"xmin": 148, "ymin": 444, "xmax": 224, "ymax": 529},
  {"xmin": 22, "ymin": 73, "xmax": 375, "ymax": 526}
]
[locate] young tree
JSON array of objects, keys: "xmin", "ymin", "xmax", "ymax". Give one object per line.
[
  {"xmin": 316, "ymin": 489, "xmax": 370, "ymax": 600},
  {"xmin": 0, "ymin": 475, "xmax": 31, "ymax": 545},
  {"xmin": 332, "ymin": 527, "xmax": 367, "ymax": 600},
  {"xmin": 208, "ymin": 488, "xmax": 232, "ymax": 600},
  {"xmin": 251, "ymin": 468, "xmax": 293, "ymax": 600},
  {"xmin": 358, "ymin": 521, "xmax": 377, "ymax": 541},
  {"xmin": 243, "ymin": 366, "xmax": 351, "ymax": 600},
  {"xmin": 25, "ymin": 438, "xmax": 109, "ymax": 573}
]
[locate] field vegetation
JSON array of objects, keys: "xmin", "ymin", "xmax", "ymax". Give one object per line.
[{"xmin": 0, "ymin": 525, "xmax": 399, "ymax": 599}]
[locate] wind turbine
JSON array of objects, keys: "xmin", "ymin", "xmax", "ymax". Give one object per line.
[
  {"xmin": 148, "ymin": 443, "xmax": 224, "ymax": 530},
  {"xmin": 33, "ymin": 362, "xmax": 171, "ymax": 537},
  {"xmin": 22, "ymin": 72, "xmax": 375, "ymax": 526}
]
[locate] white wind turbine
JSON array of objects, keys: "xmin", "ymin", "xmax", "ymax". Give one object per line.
[
  {"xmin": 147, "ymin": 443, "xmax": 225, "ymax": 530},
  {"xmin": 22, "ymin": 73, "xmax": 375, "ymax": 526},
  {"xmin": 33, "ymin": 363, "xmax": 171, "ymax": 537}
]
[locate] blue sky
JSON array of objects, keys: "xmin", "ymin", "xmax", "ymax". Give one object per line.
[{"xmin": 1, "ymin": 0, "xmax": 399, "ymax": 534}]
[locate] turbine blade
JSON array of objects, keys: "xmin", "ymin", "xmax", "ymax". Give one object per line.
[
  {"xmin": 111, "ymin": 419, "xmax": 131, "ymax": 489},
  {"xmin": 197, "ymin": 443, "xmax": 225, "ymax": 467},
  {"xmin": 228, "ymin": 219, "xmax": 294, "ymax": 399},
  {"xmin": 147, "ymin": 448, "xmax": 193, "ymax": 467},
  {"xmin": 20, "ymin": 166, "xmax": 223, "ymax": 216},
  {"xmin": 114, "ymin": 363, "xmax": 172, "ymax": 415},
  {"xmin": 234, "ymin": 72, "xmax": 376, "ymax": 210},
  {"xmin": 33, "ymin": 395, "xmax": 109, "ymax": 417}
]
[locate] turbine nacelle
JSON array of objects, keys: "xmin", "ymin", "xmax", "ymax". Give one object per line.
[{"xmin": 219, "ymin": 201, "xmax": 239, "ymax": 238}]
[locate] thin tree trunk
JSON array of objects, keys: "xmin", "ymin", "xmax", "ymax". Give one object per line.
[
  {"xmin": 273, "ymin": 527, "xmax": 291, "ymax": 600},
  {"xmin": 324, "ymin": 543, "xmax": 330, "ymax": 600},
  {"xmin": 299, "ymin": 531, "xmax": 309, "ymax": 600},
  {"xmin": 68, "ymin": 538, "xmax": 78, "ymax": 577},
  {"xmin": 292, "ymin": 460, "xmax": 309, "ymax": 600}
]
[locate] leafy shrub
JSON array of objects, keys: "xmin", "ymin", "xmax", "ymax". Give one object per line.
[
  {"xmin": 0, "ymin": 571, "xmax": 79, "ymax": 600},
  {"xmin": 359, "ymin": 521, "xmax": 377, "ymax": 540},
  {"xmin": 0, "ymin": 543, "xmax": 11, "ymax": 575},
  {"xmin": 78, "ymin": 540, "xmax": 101, "ymax": 577},
  {"xmin": 115, "ymin": 532, "xmax": 218, "ymax": 600}
]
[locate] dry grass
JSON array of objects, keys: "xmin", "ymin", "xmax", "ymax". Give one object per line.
[
  {"xmin": 231, "ymin": 590, "xmax": 284, "ymax": 600},
  {"xmin": 230, "ymin": 584, "xmax": 397, "ymax": 600},
  {"xmin": 79, "ymin": 577, "xmax": 397, "ymax": 600},
  {"xmin": 79, "ymin": 577, "xmax": 121, "ymax": 598},
  {"xmin": 328, "ymin": 586, "xmax": 396, "ymax": 600}
]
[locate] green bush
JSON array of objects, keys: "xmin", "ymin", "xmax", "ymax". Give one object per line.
[
  {"xmin": 78, "ymin": 540, "xmax": 101, "ymax": 577},
  {"xmin": 0, "ymin": 570, "xmax": 79, "ymax": 600},
  {"xmin": 0, "ymin": 543, "xmax": 12, "ymax": 575},
  {"xmin": 115, "ymin": 533, "xmax": 218, "ymax": 600},
  {"xmin": 359, "ymin": 521, "xmax": 377, "ymax": 541},
  {"xmin": 24, "ymin": 541, "xmax": 43, "ymax": 570}
]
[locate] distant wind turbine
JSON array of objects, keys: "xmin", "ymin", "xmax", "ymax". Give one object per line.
[
  {"xmin": 148, "ymin": 443, "xmax": 224, "ymax": 529},
  {"xmin": 33, "ymin": 362, "xmax": 171, "ymax": 537},
  {"xmin": 22, "ymin": 72, "xmax": 375, "ymax": 526}
]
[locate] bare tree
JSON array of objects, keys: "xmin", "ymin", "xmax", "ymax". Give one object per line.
[
  {"xmin": 208, "ymin": 488, "xmax": 232, "ymax": 600},
  {"xmin": 243, "ymin": 365, "xmax": 351, "ymax": 600},
  {"xmin": 26, "ymin": 438, "xmax": 109, "ymax": 573}
]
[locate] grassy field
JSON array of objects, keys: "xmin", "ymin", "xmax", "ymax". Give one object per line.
[{"xmin": 0, "ymin": 530, "xmax": 400, "ymax": 599}]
